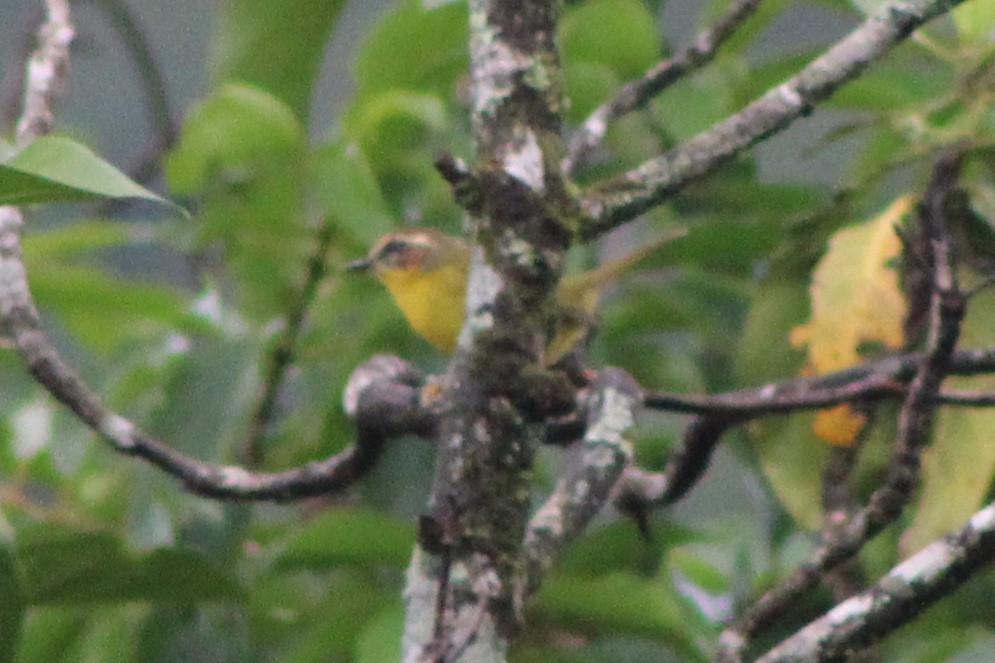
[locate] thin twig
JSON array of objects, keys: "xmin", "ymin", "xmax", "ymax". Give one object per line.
[
  {"xmin": 578, "ymin": 0, "xmax": 969, "ymax": 239},
  {"xmin": 563, "ymin": 0, "xmax": 765, "ymax": 174},
  {"xmin": 86, "ymin": 0, "xmax": 175, "ymax": 149},
  {"xmin": 642, "ymin": 349, "xmax": 995, "ymax": 417},
  {"xmin": 757, "ymin": 500, "xmax": 995, "ymax": 662},
  {"xmin": 716, "ymin": 154, "xmax": 968, "ymax": 662},
  {"xmin": 243, "ymin": 220, "xmax": 335, "ymax": 466},
  {"xmin": 84, "ymin": 0, "xmax": 177, "ymax": 217},
  {"xmin": 620, "ymin": 344, "xmax": 995, "ymax": 515}
]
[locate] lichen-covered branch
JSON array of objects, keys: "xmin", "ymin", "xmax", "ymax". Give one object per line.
[
  {"xmin": 14, "ymin": 0, "xmax": 72, "ymax": 146},
  {"xmin": 2, "ymin": 0, "xmax": 74, "ymax": 359},
  {"xmin": 406, "ymin": 0, "xmax": 576, "ymax": 657},
  {"xmin": 523, "ymin": 368, "xmax": 641, "ymax": 595},
  {"xmin": 578, "ymin": 0, "xmax": 968, "ymax": 239},
  {"xmin": 563, "ymin": 0, "xmax": 764, "ymax": 174},
  {"xmin": 756, "ymin": 500, "xmax": 995, "ymax": 662}
]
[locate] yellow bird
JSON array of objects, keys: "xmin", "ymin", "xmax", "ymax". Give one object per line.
[{"xmin": 347, "ymin": 227, "xmax": 683, "ymax": 362}]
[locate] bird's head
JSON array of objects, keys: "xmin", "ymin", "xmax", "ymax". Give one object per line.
[{"xmin": 347, "ymin": 228, "xmax": 468, "ymax": 281}]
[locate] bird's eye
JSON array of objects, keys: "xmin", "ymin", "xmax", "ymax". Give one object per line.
[{"xmin": 375, "ymin": 240, "xmax": 410, "ymax": 266}]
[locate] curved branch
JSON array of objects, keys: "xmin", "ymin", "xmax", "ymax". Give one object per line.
[
  {"xmin": 642, "ymin": 346, "xmax": 995, "ymax": 417},
  {"xmin": 86, "ymin": 0, "xmax": 176, "ymax": 154},
  {"xmin": 0, "ymin": 3, "xmax": 437, "ymax": 505},
  {"xmin": 578, "ymin": 0, "xmax": 968, "ymax": 239}
]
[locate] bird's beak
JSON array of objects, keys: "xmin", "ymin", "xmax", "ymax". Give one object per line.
[{"xmin": 345, "ymin": 258, "xmax": 372, "ymax": 272}]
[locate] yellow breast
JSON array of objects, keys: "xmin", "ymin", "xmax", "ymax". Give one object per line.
[{"xmin": 379, "ymin": 263, "xmax": 468, "ymax": 352}]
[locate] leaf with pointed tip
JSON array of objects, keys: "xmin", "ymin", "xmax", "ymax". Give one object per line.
[{"xmin": 0, "ymin": 137, "xmax": 185, "ymax": 216}]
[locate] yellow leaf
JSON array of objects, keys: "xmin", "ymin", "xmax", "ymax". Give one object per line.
[
  {"xmin": 792, "ymin": 195, "xmax": 914, "ymax": 445},
  {"xmin": 813, "ymin": 405, "xmax": 868, "ymax": 447}
]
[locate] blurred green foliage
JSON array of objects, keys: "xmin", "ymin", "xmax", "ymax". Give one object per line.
[{"xmin": 1, "ymin": 0, "xmax": 995, "ymax": 661}]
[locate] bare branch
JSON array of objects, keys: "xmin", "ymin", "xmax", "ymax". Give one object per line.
[
  {"xmin": 86, "ymin": 0, "xmax": 176, "ymax": 150},
  {"xmin": 83, "ymin": 0, "xmax": 177, "ymax": 212},
  {"xmin": 642, "ymin": 348, "xmax": 995, "ymax": 417},
  {"xmin": 14, "ymin": 0, "xmax": 73, "ymax": 146},
  {"xmin": 563, "ymin": 0, "xmax": 765, "ymax": 174},
  {"xmin": 578, "ymin": 0, "xmax": 968, "ymax": 239},
  {"xmin": 757, "ymin": 500, "xmax": 995, "ymax": 662},
  {"xmin": 715, "ymin": 154, "xmax": 968, "ymax": 662}
]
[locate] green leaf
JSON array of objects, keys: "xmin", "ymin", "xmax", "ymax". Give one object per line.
[
  {"xmin": 211, "ymin": 0, "xmax": 347, "ymax": 118},
  {"xmin": 670, "ymin": 547, "xmax": 729, "ymax": 594},
  {"xmin": 21, "ymin": 220, "xmax": 129, "ymax": 258},
  {"xmin": 165, "ymin": 84, "xmax": 304, "ymax": 193},
  {"xmin": 556, "ymin": 521, "xmax": 694, "ymax": 579},
  {"xmin": 533, "ymin": 572, "xmax": 708, "ymax": 661},
  {"xmin": 275, "ymin": 509, "xmax": 415, "ymax": 571},
  {"xmin": 16, "ymin": 530, "xmax": 243, "ymax": 604},
  {"xmin": 344, "ymin": 91, "xmax": 448, "ymax": 163},
  {"xmin": 952, "ymin": 1, "xmax": 995, "ymax": 43},
  {"xmin": 0, "ymin": 137, "xmax": 184, "ymax": 215},
  {"xmin": 736, "ymin": 280, "xmax": 827, "ymax": 528},
  {"xmin": 340, "ymin": 89, "xmax": 462, "ymax": 228},
  {"xmin": 27, "ymin": 264, "xmax": 191, "ymax": 353},
  {"xmin": 13, "ymin": 608, "xmax": 88, "ymax": 663},
  {"xmin": 280, "ymin": 577, "xmax": 396, "ymax": 663},
  {"xmin": 311, "ymin": 141, "xmax": 395, "ymax": 247},
  {"xmin": 560, "ymin": 0, "xmax": 662, "ymax": 80},
  {"xmin": 353, "ymin": 0, "xmax": 468, "ymax": 102},
  {"xmin": 562, "ymin": 61, "xmax": 619, "ymax": 123},
  {"xmin": 652, "ymin": 69, "xmax": 734, "ymax": 140},
  {"xmin": 165, "ymin": 84, "xmax": 309, "ymax": 316},
  {"xmin": 0, "ymin": 529, "xmax": 25, "ymax": 663},
  {"xmin": 354, "ymin": 604, "xmax": 404, "ymax": 663}
]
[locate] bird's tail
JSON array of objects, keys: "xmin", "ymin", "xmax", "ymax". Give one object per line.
[{"xmin": 563, "ymin": 225, "xmax": 687, "ymax": 296}]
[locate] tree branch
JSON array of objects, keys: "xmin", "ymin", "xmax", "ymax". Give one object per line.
[
  {"xmin": 756, "ymin": 499, "xmax": 995, "ymax": 662},
  {"xmin": 523, "ymin": 368, "xmax": 642, "ymax": 595},
  {"xmin": 715, "ymin": 153, "xmax": 968, "ymax": 662},
  {"xmin": 83, "ymin": 0, "xmax": 178, "ymax": 207},
  {"xmin": 563, "ymin": 0, "xmax": 765, "ymax": 174},
  {"xmin": 642, "ymin": 348, "xmax": 995, "ymax": 418},
  {"xmin": 0, "ymin": 2, "xmax": 436, "ymax": 505},
  {"xmin": 578, "ymin": 0, "xmax": 969, "ymax": 239},
  {"xmin": 243, "ymin": 219, "xmax": 334, "ymax": 466}
]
